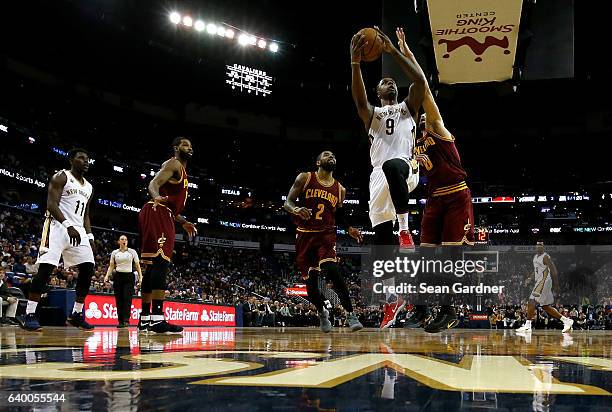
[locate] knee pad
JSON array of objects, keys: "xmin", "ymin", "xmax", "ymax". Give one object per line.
[
  {"xmin": 30, "ymin": 263, "xmax": 55, "ymax": 295},
  {"xmin": 150, "ymin": 257, "xmax": 170, "ymax": 291},
  {"xmin": 76, "ymin": 262, "xmax": 95, "ymax": 298}
]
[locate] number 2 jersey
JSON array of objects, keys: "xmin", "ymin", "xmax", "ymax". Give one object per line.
[
  {"xmin": 51, "ymin": 169, "xmax": 93, "ymax": 226},
  {"xmin": 368, "ymin": 101, "xmax": 416, "ymax": 168},
  {"xmin": 295, "ymin": 172, "xmax": 342, "ymax": 232}
]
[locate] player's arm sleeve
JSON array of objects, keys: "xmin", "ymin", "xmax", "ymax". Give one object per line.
[{"xmin": 283, "ymin": 173, "xmax": 308, "ymax": 214}]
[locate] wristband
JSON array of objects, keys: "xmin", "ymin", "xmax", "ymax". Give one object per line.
[
  {"xmin": 351, "ymin": 62, "xmax": 360, "ymax": 65},
  {"xmin": 62, "ymin": 220, "xmax": 72, "ymax": 229},
  {"xmin": 87, "ymin": 233, "xmax": 95, "ymax": 241}
]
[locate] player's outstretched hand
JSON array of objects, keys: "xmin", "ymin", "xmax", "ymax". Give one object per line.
[
  {"xmin": 373, "ymin": 26, "xmax": 393, "ymax": 53},
  {"xmin": 152, "ymin": 195, "xmax": 168, "ymax": 210},
  {"xmin": 350, "ymin": 33, "xmax": 367, "ymax": 63},
  {"xmin": 295, "ymin": 207, "xmax": 312, "ymax": 220},
  {"xmin": 348, "ymin": 226, "xmax": 363, "ymax": 244},
  {"xmin": 395, "ymin": 27, "xmax": 409, "ymax": 55},
  {"xmin": 67, "ymin": 226, "xmax": 81, "ymax": 246},
  {"xmin": 182, "ymin": 221, "xmax": 198, "ymax": 239}
]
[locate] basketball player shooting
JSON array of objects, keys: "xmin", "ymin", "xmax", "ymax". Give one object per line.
[
  {"xmin": 283, "ymin": 151, "xmax": 364, "ymax": 333},
  {"xmin": 19, "ymin": 148, "xmax": 97, "ymax": 332},
  {"xmin": 517, "ymin": 242, "xmax": 574, "ymax": 334},
  {"xmin": 138, "ymin": 137, "xmax": 197, "ymax": 334},
  {"xmin": 397, "ymin": 27, "xmax": 474, "ymax": 333},
  {"xmin": 351, "ymin": 26, "xmax": 426, "ymax": 328}
]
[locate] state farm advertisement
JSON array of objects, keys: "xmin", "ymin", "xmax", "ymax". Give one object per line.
[{"xmin": 84, "ymin": 294, "xmax": 236, "ymax": 326}]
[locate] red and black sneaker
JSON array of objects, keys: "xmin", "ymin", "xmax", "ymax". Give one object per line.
[{"xmin": 379, "ymin": 297, "xmax": 406, "ymax": 329}]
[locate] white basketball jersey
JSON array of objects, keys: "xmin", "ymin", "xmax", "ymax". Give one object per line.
[
  {"xmin": 54, "ymin": 170, "xmax": 93, "ymax": 227},
  {"xmin": 533, "ymin": 253, "xmax": 550, "ymax": 283},
  {"xmin": 368, "ymin": 101, "xmax": 416, "ymax": 168}
]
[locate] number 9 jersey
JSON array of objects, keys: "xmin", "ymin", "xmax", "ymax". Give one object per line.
[{"xmin": 368, "ymin": 101, "xmax": 416, "ymax": 168}]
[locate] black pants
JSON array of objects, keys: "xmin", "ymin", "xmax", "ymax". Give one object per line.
[{"xmin": 113, "ymin": 272, "xmax": 135, "ymax": 324}]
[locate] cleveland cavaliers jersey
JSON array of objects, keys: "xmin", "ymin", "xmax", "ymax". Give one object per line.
[
  {"xmin": 295, "ymin": 172, "xmax": 341, "ymax": 232},
  {"xmin": 368, "ymin": 101, "xmax": 416, "ymax": 168},
  {"xmin": 158, "ymin": 162, "xmax": 189, "ymax": 216},
  {"xmin": 53, "ymin": 170, "xmax": 93, "ymax": 227},
  {"xmin": 533, "ymin": 253, "xmax": 550, "ymax": 282}
]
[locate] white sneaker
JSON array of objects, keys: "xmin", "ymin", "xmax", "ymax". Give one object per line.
[
  {"xmin": 562, "ymin": 317, "xmax": 574, "ymax": 333},
  {"xmin": 516, "ymin": 323, "xmax": 532, "ymax": 333}
]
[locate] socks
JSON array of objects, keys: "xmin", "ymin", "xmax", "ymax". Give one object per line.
[
  {"xmin": 397, "ymin": 213, "xmax": 409, "ymax": 232},
  {"xmin": 152, "ymin": 299, "xmax": 163, "ymax": 316},
  {"xmin": 141, "ymin": 301, "xmax": 151, "ymax": 316},
  {"xmin": 73, "ymin": 301, "xmax": 84, "ymax": 314},
  {"xmin": 26, "ymin": 300, "xmax": 38, "ymax": 315},
  {"xmin": 382, "ymin": 277, "xmax": 398, "ymax": 303}
]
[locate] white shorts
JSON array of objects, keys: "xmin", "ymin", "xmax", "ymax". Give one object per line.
[
  {"xmin": 530, "ymin": 274, "xmax": 554, "ymax": 306},
  {"xmin": 37, "ymin": 218, "xmax": 94, "ymax": 268},
  {"xmin": 368, "ymin": 162, "xmax": 419, "ymax": 227}
]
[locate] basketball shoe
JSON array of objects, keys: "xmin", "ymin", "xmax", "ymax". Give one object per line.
[
  {"xmin": 516, "ymin": 320, "xmax": 533, "ymax": 333},
  {"xmin": 68, "ymin": 312, "xmax": 94, "ymax": 330},
  {"xmin": 138, "ymin": 315, "xmax": 150, "ymax": 333},
  {"xmin": 18, "ymin": 313, "xmax": 42, "ymax": 332},
  {"xmin": 346, "ymin": 312, "xmax": 363, "ymax": 332},
  {"xmin": 561, "ymin": 316, "xmax": 574, "ymax": 333},
  {"xmin": 319, "ymin": 308, "xmax": 332, "ymax": 333},
  {"xmin": 398, "ymin": 230, "xmax": 415, "ymax": 251},
  {"xmin": 424, "ymin": 306, "xmax": 459, "ymax": 333},
  {"xmin": 404, "ymin": 306, "xmax": 431, "ymax": 328},
  {"xmin": 380, "ymin": 297, "xmax": 406, "ymax": 329},
  {"xmin": 149, "ymin": 319, "xmax": 183, "ymax": 334}
]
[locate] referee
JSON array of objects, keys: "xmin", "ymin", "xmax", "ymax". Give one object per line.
[{"xmin": 104, "ymin": 235, "xmax": 142, "ymax": 328}]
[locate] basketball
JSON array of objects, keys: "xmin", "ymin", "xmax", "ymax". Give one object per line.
[{"xmin": 357, "ymin": 28, "xmax": 383, "ymax": 62}]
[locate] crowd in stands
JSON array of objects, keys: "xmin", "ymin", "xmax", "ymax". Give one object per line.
[{"xmin": 1, "ymin": 205, "xmax": 611, "ymax": 329}]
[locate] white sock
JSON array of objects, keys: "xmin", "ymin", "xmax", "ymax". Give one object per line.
[
  {"xmin": 382, "ymin": 277, "xmax": 398, "ymax": 303},
  {"xmin": 73, "ymin": 302, "xmax": 84, "ymax": 314},
  {"xmin": 140, "ymin": 315, "xmax": 150, "ymax": 320},
  {"xmin": 151, "ymin": 315, "xmax": 164, "ymax": 322},
  {"xmin": 397, "ymin": 213, "xmax": 409, "ymax": 232},
  {"xmin": 524, "ymin": 320, "xmax": 532, "ymax": 328},
  {"xmin": 26, "ymin": 300, "xmax": 38, "ymax": 315}
]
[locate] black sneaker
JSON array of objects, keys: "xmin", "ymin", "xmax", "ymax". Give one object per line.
[
  {"xmin": 424, "ymin": 310, "xmax": 459, "ymax": 333},
  {"xmin": 18, "ymin": 313, "xmax": 42, "ymax": 332},
  {"xmin": 149, "ymin": 319, "xmax": 183, "ymax": 334},
  {"xmin": 404, "ymin": 309, "xmax": 431, "ymax": 328},
  {"xmin": 68, "ymin": 312, "xmax": 94, "ymax": 330},
  {"xmin": 138, "ymin": 316, "xmax": 150, "ymax": 333}
]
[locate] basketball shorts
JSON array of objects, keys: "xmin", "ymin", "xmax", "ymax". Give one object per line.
[
  {"xmin": 368, "ymin": 161, "xmax": 419, "ymax": 227},
  {"xmin": 420, "ymin": 186, "xmax": 475, "ymax": 246},
  {"xmin": 139, "ymin": 201, "xmax": 175, "ymax": 264},
  {"xmin": 530, "ymin": 274, "xmax": 554, "ymax": 306},
  {"xmin": 37, "ymin": 217, "xmax": 94, "ymax": 268},
  {"xmin": 295, "ymin": 229, "xmax": 337, "ymax": 279}
]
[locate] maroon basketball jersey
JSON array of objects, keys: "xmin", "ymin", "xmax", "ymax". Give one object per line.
[
  {"xmin": 159, "ymin": 162, "xmax": 189, "ymax": 215},
  {"xmin": 414, "ymin": 129, "xmax": 467, "ymax": 196},
  {"xmin": 295, "ymin": 172, "xmax": 340, "ymax": 232}
]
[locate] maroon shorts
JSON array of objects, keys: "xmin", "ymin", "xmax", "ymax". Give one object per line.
[
  {"xmin": 295, "ymin": 229, "xmax": 337, "ymax": 279},
  {"xmin": 420, "ymin": 188, "xmax": 474, "ymax": 246},
  {"xmin": 139, "ymin": 202, "xmax": 175, "ymax": 264}
]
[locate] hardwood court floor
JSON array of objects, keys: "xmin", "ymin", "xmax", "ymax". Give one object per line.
[{"xmin": 0, "ymin": 326, "xmax": 610, "ymax": 411}]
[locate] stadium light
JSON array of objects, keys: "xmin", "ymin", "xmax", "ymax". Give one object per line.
[
  {"xmin": 182, "ymin": 16, "xmax": 193, "ymax": 27},
  {"xmin": 169, "ymin": 12, "xmax": 181, "ymax": 24},
  {"xmin": 194, "ymin": 20, "xmax": 205, "ymax": 32},
  {"xmin": 225, "ymin": 29, "xmax": 235, "ymax": 39},
  {"xmin": 206, "ymin": 23, "xmax": 217, "ymax": 34},
  {"xmin": 216, "ymin": 26, "xmax": 226, "ymax": 37},
  {"xmin": 257, "ymin": 39, "xmax": 267, "ymax": 49},
  {"xmin": 0, "ymin": 124, "xmax": 8, "ymax": 133},
  {"xmin": 269, "ymin": 42, "xmax": 279, "ymax": 53},
  {"xmin": 238, "ymin": 33, "xmax": 250, "ymax": 46},
  {"xmin": 248, "ymin": 36, "xmax": 257, "ymax": 46}
]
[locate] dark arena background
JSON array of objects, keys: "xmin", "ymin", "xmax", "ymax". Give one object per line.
[{"xmin": 0, "ymin": 1, "xmax": 610, "ymax": 411}]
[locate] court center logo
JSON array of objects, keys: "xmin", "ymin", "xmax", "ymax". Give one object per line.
[{"xmin": 85, "ymin": 302, "xmax": 102, "ymax": 319}]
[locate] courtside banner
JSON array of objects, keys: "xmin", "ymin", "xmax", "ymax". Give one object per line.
[
  {"xmin": 84, "ymin": 294, "xmax": 236, "ymax": 326},
  {"xmin": 427, "ymin": 0, "xmax": 523, "ymax": 84}
]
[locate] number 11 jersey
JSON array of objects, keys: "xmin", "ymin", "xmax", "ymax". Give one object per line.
[
  {"xmin": 368, "ymin": 101, "xmax": 416, "ymax": 168},
  {"xmin": 55, "ymin": 169, "xmax": 93, "ymax": 227}
]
